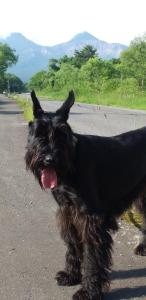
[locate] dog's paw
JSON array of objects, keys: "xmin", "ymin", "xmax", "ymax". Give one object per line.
[
  {"xmin": 134, "ymin": 243, "xmax": 146, "ymax": 256},
  {"xmin": 72, "ymin": 289, "xmax": 90, "ymax": 300},
  {"xmin": 72, "ymin": 288, "xmax": 102, "ymax": 300},
  {"xmin": 55, "ymin": 270, "xmax": 81, "ymax": 286}
]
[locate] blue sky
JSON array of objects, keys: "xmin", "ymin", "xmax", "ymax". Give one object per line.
[{"xmin": 0, "ymin": 0, "xmax": 146, "ymax": 46}]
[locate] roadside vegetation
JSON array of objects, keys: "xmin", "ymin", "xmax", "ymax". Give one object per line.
[
  {"xmin": 0, "ymin": 43, "xmax": 25, "ymax": 93},
  {"xmin": 14, "ymin": 96, "xmax": 33, "ymax": 121},
  {"xmin": 28, "ymin": 35, "xmax": 146, "ymax": 110}
]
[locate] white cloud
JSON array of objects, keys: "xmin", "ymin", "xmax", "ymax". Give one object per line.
[{"xmin": 0, "ymin": 0, "xmax": 146, "ymax": 45}]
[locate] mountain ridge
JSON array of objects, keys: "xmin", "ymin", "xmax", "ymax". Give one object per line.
[{"xmin": 0, "ymin": 32, "xmax": 127, "ymax": 82}]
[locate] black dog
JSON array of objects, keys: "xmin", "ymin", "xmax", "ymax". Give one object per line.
[{"xmin": 25, "ymin": 90, "xmax": 146, "ymax": 300}]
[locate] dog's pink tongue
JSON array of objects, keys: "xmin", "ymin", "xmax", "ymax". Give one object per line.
[{"xmin": 41, "ymin": 168, "xmax": 57, "ymax": 189}]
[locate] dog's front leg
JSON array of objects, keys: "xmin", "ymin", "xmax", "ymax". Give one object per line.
[
  {"xmin": 55, "ymin": 220, "xmax": 82, "ymax": 286},
  {"xmin": 73, "ymin": 216, "xmax": 113, "ymax": 300}
]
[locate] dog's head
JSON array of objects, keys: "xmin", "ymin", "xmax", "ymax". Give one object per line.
[{"xmin": 25, "ymin": 90, "xmax": 77, "ymax": 190}]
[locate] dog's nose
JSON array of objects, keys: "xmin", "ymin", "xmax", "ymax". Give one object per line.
[{"xmin": 45, "ymin": 155, "xmax": 53, "ymax": 164}]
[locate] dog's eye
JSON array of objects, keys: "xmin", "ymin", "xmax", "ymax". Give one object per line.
[
  {"xmin": 55, "ymin": 127, "xmax": 68, "ymax": 139},
  {"xmin": 34, "ymin": 121, "xmax": 48, "ymax": 137},
  {"xmin": 59, "ymin": 124, "xmax": 69, "ymax": 134},
  {"xmin": 36, "ymin": 125, "xmax": 47, "ymax": 136}
]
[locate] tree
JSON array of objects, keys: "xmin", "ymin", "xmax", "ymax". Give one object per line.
[
  {"xmin": 5, "ymin": 73, "xmax": 25, "ymax": 93},
  {"xmin": 120, "ymin": 35, "xmax": 146, "ymax": 89},
  {"xmin": 0, "ymin": 43, "xmax": 18, "ymax": 74},
  {"xmin": 59, "ymin": 55, "xmax": 73, "ymax": 65},
  {"xmin": 48, "ymin": 58, "xmax": 60, "ymax": 72},
  {"xmin": 0, "ymin": 75, "xmax": 6, "ymax": 92},
  {"xmin": 79, "ymin": 57, "xmax": 104, "ymax": 91},
  {"xmin": 0, "ymin": 43, "xmax": 18, "ymax": 92},
  {"xmin": 101, "ymin": 60, "xmax": 121, "ymax": 79},
  {"xmin": 29, "ymin": 70, "xmax": 48, "ymax": 90},
  {"xmin": 73, "ymin": 45, "xmax": 97, "ymax": 68},
  {"xmin": 55, "ymin": 63, "xmax": 79, "ymax": 90}
]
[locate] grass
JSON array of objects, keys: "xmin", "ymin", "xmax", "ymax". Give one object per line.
[
  {"xmin": 14, "ymin": 88, "xmax": 146, "ymax": 115},
  {"xmin": 38, "ymin": 88, "xmax": 146, "ymax": 110},
  {"xmin": 13, "ymin": 95, "xmax": 33, "ymax": 121}
]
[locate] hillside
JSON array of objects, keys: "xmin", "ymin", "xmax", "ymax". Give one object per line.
[{"xmin": 0, "ymin": 32, "xmax": 127, "ymax": 82}]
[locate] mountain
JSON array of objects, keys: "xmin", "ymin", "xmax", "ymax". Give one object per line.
[
  {"xmin": 51, "ymin": 32, "xmax": 127, "ymax": 58},
  {"xmin": 0, "ymin": 32, "xmax": 127, "ymax": 82},
  {"xmin": 1, "ymin": 33, "xmax": 54, "ymax": 82}
]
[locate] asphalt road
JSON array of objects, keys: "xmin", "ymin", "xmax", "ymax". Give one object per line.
[{"xmin": 0, "ymin": 94, "xmax": 146, "ymax": 300}]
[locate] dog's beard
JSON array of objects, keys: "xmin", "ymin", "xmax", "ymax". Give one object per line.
[
  {"xmin": 41, "ymin": 167, "xmax": 57, "ymax": 189},
  {"xmin": 25, "ymin": 136, "xmax": 76, "ymax": 190}
]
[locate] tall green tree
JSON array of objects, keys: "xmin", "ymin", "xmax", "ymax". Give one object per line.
[
  {"xmin": 80, "ymin": 57, "xmax": 102, "ymax": 87},
  {"xmin": 5, "ymin": 73, "xmax": 25, "ymax": 93},
  {"xmin": 48, "ymin": 58, "xmax": 60, "ymax": 72},
  {"xmin": 120, "ymin": 36, "xmax": 146, "ymax": 88},
  {"xmin": 0, "ymin": 43, "xmax": 18, "ymax": 92},
  {"xmin": 0, "ymin": 43, "xmax": 18, "ymax": 74},
  {"xmin": 73, "ymin": 45, "xmax": 97, "ymax": 68}
]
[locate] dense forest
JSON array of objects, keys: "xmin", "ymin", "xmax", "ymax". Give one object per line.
[{"xmin": 28, "ymin": 35, "xmax": 146, "ymax": 104}]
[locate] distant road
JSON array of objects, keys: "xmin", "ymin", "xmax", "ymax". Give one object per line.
[
  {"xmin": 41, "ymin": 97, "xmax": 146, "ymax": 136},
  {"xmin": 21, "ymin": 92, "xmax": 146, "ymax": 135},
  {"xmin": 0, "ymin": 94, "xmax": 146, "ymax": 299}
]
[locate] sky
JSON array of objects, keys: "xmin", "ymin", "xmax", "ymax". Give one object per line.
[{"xmin": 0, "ymin": 0, "xmax": 146, "ymax": 46}]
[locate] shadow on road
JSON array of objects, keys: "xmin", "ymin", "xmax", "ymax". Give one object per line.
[
  {"xmin": 112, "ymin": 268, "xmax": 146, "ymax": 280},
  {"xmin": 105, "ymin": 286, "xmax": 146, "ymax": 299},
  {"xmin": 0, "ymin": 110, "xmax": 22, "ymax": 115},
  {"xmin": 105, "ymin": 268, "xmax": 146, "ymax": 299},
  {"xmin": 0, "ymin": 100, "xmax": 14, "ymax": 105}
]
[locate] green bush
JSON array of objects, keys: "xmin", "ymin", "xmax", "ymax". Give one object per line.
[{"xmin": 116, "ymin": 78, "xmax": 140, "ymax": 98}]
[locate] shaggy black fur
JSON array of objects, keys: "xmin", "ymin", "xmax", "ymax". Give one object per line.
[{"xmin": 25, "ymin": 90, "xmax": 146, "ymax": 299}]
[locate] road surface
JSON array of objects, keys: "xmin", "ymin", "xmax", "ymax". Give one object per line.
[{"xmin": 0, "ymin": 94, "xmax": 146, "ymax": 300}]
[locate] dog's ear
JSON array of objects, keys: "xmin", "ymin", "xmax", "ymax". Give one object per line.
[
  {"xmin": 56, "ymin": 90, "xmax": 75, "ymax": 121},
  {"xmin": 31, "ymin": 90, "xmax": 43, "ymax": 118}
]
